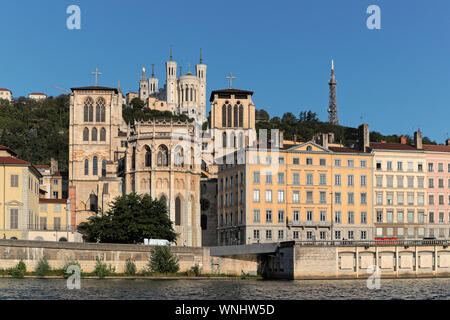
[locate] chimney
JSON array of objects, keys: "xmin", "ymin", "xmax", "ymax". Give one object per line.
[
  {"xmin": 414, "ymin": 130, "xmax": 422, "ymax": 149},
  {"xmin": 50, "ymin": 158, "xmax": 58, "ymax": 173},
  {"xmin": 322, "ymin": 133, "xmax": 329, "ymax": 149},
  {"xmin": 358, "ymin": 124, "xmax": 370, "ymax": 152},
  {"xmin": 400, "ymin": 136, "xmax": 407, "ymax": 144},
  {"xmin": 279, "ymin": 130, "xmax": 284, "ymax": 148},
  {"xmin": 446, "ymin": 139, "xmax": 450, "ymax": 146}
]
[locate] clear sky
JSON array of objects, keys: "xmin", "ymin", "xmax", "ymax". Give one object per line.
[{"xmin": 1, "ymin": 0, "xmax": 449, "ymax": 142}]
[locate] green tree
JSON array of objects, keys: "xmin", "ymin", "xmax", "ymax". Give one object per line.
[
  {"xmin": 149, "ymin": 246, "xmax": 179, "ymax": 274},
  {"xmin": 78, "ymin": 193, "xmax": 178, "ymax": 244}
]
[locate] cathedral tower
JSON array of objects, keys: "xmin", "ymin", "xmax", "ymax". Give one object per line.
[
  {"xmin": 195, "ymin": 49, "xmax": 207, "ymax": 124},
  {"xmin": 165, "ymin": 46, "xmax": 178, "ymax": 111},
  {"xmin": 139, "ymin": 67, "xmax": 148, "ymax": 101},
  {"xmin": 328, "ymin": 59, "xmax": 339, "ymax": 125},
  {"xmin": 148, "ymin": 64, "xmax": 159, "ymax": 96}
]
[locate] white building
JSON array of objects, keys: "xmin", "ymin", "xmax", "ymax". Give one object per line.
[{"xmin": 0, "ymin": 88, "xmax": 12, "ymax": 102}]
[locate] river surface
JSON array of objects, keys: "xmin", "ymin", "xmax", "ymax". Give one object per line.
[{"xmin": 0, "ymin": 278, "xmax": 448, "ymax": 300}]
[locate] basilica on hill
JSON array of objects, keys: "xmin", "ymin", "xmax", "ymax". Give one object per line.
[{"xmin": 68, "ymin": 49, "xmax": 258, "ymax": 246}]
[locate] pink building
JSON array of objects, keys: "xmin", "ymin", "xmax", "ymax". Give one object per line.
[{"xmin": 424, "ymin": 139, "xmax": 450, "ymax": 239}]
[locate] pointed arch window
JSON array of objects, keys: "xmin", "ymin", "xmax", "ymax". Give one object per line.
[
  {"xmin": 84, "ymin": 159, "xmax": 89, "ymax": 175},
  {"xmin": 222, "ymin": 104, "xmax": 227, "ymax": 127},
  {"xmin": 91, "ymin": 127, "xmax": 97, "ymax": 141},
  {"xmin": 239, "ymin": 132, "xmax": 244, "ymax": 149},
  {"xmin": 100, "ymin": 127, "xmax": 106, "ymax": 141},
  {"xmin": 175, "ymin": 197, "xmax": 182, "ymax": 226},
  {"xmin": 132, "ymin": 147, "xmax": 136, "ymax": 170},
  {"xmin": 230, "ymin": 132, "xmax": 235, "ymax": 148},
  {"xmin": 157, "ymin": 145, "xmax": 169, "ymax": 166},
  {"xmin": 227, "ymin": 105, "xmax": 232, "ymax": 127},
  {"xmin": 160, "ymin": 195, "xmax": 167, "ymax": 209},
  {"xmin": 84, "ymin": 97, "xmax": 94, "ymax": 122},
  {"xmin": 96, "ymin": 98, "xmax": 106, "ymax": 122},
  {"xmin": 174, "ymin": 146, "xmax": 184, "ymax": 167},
  {"xmin": 83, "ymin": 128, "xmax": 89, "ymax": 141},
  {"xmin": 222, "ymin": 132, "xmax": 227, "ymax": 148},
  {"xmin": 233, "ymin": 105, "xmax": 238, "ymax": 127},
  {"xmin": 145, "ymin": 146, "xmax": 151, "ymax": 167},
  {"xmin": 93, "ymin": 156, "xmax": 98, "ymax": 175},
  {"xmin": 239, "ymin": 104, "xmax": 244, "ymax": 127},
  {"xmin": 102, "ymin": 159, "xmax": 107, "ymax": 177}
]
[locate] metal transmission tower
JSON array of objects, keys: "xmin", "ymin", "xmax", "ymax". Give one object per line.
[{"xmin": 328, "ymin": 59, "xmax": 339, "ymax": 125}]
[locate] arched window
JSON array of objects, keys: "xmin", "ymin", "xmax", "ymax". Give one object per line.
[
  {"xmin": 175, "ymin": 197, "xmax": 182, "ymax": 226},
  {"xmin": 145, "ymin": 146, "xmax": 151, "ymax": 167},
  {"xmin": 234, "ymin": 105, "xmax": 238, "ymax": 127},
  {"xmin": 160, "ymin": 195, "xmax": 167, "ymax": 209},
  {"xmin": 190, "ymin": 88, "xmax": 193, "ymax": 102},
  {"xmin": 96, "ymin": 98, "xmax": 106, "ymax": 122},
  {"xmin": 157, "ymin": 145, "xmax": 169, "ymax": 166},
  {"xmin": 239, "ymin": 104, "xmax": 244, "ymax": 127},
  {"xmin": 222, "ymin": 104, "xmax": 227, "ymax": 127},
  {"xmin": 84, "ymin": 159, "xmax": 89, "ymax": 175},
  {"xmin": 222, "ymin": 132, "xmax": 227, "ymax": 148},
  {"xmin": 100, "ymin": 127, "xmax": 106, "ymax": 141},
  {"xmin": 132, "ymin": 147, "xmax": 136, "ymax": 170},
  {"xmin": 91, "ymin": 127, "xmax": 97, "ymax": 141},
  {"xmin": 93, "ymin": 156, "xmax": 98, "ymax": 175},
  {"xmin": 230, "ymin": 132, "xmax": 235, "ymax": 148},
  {"xmin": 227, "ymin": 105, "xmax": 232, "ymax": 127},
  {"xmin": 83, "ymin": 128, "xmax": 89, "ymax": 141},
  {"xmin": 174, "ymin": 146, "xmax": 184, "ymax": 167},
  {"xmin": 185, "ymin": 87, "xmax": 189, "ymax": 101},
  {"xmin": 102, "ymin": 159, "xmax": 106, "ymax": 177},
  {"xmin": 84, "ymin": 97, "xmax": 94, "ymax": 122},
  {"xmin": 239, "ymin": 132, "xmax": 244, "ymax": 149}
]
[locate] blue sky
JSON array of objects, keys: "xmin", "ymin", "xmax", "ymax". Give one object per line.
[{"xmin": 1, "ymin": 0, "xmax": 449, "ymax": 142}]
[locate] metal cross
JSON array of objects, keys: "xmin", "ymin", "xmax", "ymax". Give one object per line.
[
  {"xmin": 91, "ymin": 68, "xmax": 102, "ymax": 86},
  {"xmin": 226, "ymin": 73, "xmax": 236, "ymax": 89}
]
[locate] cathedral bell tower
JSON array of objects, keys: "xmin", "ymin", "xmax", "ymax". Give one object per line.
[
  {"xmin": 148, "ymin": 64, "xmax": 159, "ymax": 96},
  {"xmin": 195, "ymin": 48, "xmax": 207, "ymax": 124},
  {"xmin": 139, "ymin": 67, "xmax": 148, "ymax": 101},
  {"xmin": 165, "ymin": 46, "xmax": 178, "ymax": 112}
]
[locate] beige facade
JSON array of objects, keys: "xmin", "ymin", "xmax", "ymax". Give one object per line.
[
  {"xmin": 123, "ymin": 119, "xmax": 202, "ymax": 246},
  {"xmin": 36, "ymin": 158, "xmax": 62, "ymax": 199},
  {"xmin": 0, "ymin": 88, "xmax": 12, "ymax": 102},
  {"xmin": 28, "ymin": 92, "xmax": 47, "ymax": 100}
]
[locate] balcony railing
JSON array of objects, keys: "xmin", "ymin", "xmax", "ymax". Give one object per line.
[{"xmin": 293, "ymin": 239, "xmax": 449, "ymax": 247}]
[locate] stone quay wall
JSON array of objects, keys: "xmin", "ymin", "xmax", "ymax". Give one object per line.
[
  {"xmin": 268, "ymin": 241, "xmax": 450, "ymax": 279},
  {"xmin": 0, "ymin": 240, "xmax": 258, "ymax": 275}
]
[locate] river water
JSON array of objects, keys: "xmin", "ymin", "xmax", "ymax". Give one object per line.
[{"xmin": 0, "ymin": 278, "xmax": 448, "ymax": 300}]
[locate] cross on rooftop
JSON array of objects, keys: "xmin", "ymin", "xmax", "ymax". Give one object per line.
[
  {"xmin": 226, "ymin": 73, "xmax": 236, "ymax": 89},
  {"xmin": 91, "ymin": 68, "xmax": 102, "ymax": 86}
]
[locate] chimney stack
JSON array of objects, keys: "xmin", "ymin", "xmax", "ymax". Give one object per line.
[
  {"xmin": 400, "ymin": 136, "xmax": 407, "ymax": 144},
  {"xmin": 358, "ymin": 124, "xmax": 370, "ymax": 152},
  {"xmin": 50, "ymin": 158, "xmax": 58, "ymax": 173},
  {"xmin": 414, "ymin": 130, "xmax": 423, "ymax": 149},
  {"xmin": 322, "ymin": 133, "xmax": 329, "ymax": 149}
]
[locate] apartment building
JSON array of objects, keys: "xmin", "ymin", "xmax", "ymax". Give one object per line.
[{"xmin": 217, "ymin": 131, "xmax": 373, "ymax": 245}]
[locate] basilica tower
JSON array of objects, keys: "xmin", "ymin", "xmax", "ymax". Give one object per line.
[{"xmin": 165, "ymin": 47, "xmax": 178, "ymax": 112}]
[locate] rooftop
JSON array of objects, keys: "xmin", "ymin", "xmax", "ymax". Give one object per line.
[
  {"xmin": 209, "ymin": 88, "xmax": 254, "ymax": 102},
  {"xmin": 71, "ymin": 86, "xmax": 118, "ymax": 93}
]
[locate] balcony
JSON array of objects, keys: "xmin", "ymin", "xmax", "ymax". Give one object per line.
[{"xmin": 289, "ymin": 220, "xmax": 331, "ymax": 228}]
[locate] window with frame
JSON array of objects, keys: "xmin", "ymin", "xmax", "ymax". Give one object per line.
[
  {"xmin": 293, "ymin": 210, "xmax": 299, "ymax": 222},
  {"xmin": 306, "ymin": 173, "xmax": 313, "ymax": 185},
  {"xmin": 306, "ymin": 191, "xmax": 313, "ymax": 203},
  {"xmin": 265, "ymin": 172, "xmax": 272, "ymax": 184},
  {"xmin": 278, "ymin": 210, "xmax": 284, "ymax": 223},
  {"xmin": 320, "ymin": 211, "xmax": 326, "ymax": 222},
  {"xmin": 335, "ymin": 174, "xmax": 341, "ymax": 186},
  {"xmin": 334, "ymin": 192, "xmax": 341, "ymax": 204},
  {"xmin": 348, "ymin": 211, "xmax": 354, "ymax": 224},
  {"xmin": 306, "ymin": 210, "xmax": 313, "ymax": 221},
  {"xmin": 266, "ymin": 229, "xmax": 272, "ymax": 240},
  {"xmin": 347, "ymin": 159, "xmax": 354, "ymax": 167},
  {"xmin": 253, "ymin": 171, "xmax": 260, "ymax": 184},
  {"xmin": 347, "ymin": 192, "xmax": 354, "ymax": 205},
  {"xmin": 293, "ymin": 173, "xmax": 300, "ymax": 185},
  {"xmin": 266, "ymin": 210, "xmax": 272, "ymax": 223},
  {"xmin": 292, "ymin": 191, "xmax": 300, "ymax": 203},
  {"xmin": 334, "ymin": 159, "xmax": 341, "ymax": 167},
  {"xmin": 360, "ymin": 212, "xmax": 367, "ymax": 224},
  {"xmin": 253, "ymin": 230, "xmax": 260, "ymax": 239},
  {"xmin": 319, "ymin": 158, "xmax": 326, "ymax": 166},
  {"xmin": 360, "ymin": 160, "xmax": 367, "ymax": 167},
  {"xmin": 361, "ymin": 192, "xmax": 367, "ymax": 205},
  {"xmin": 320, "ymin": 191, "xmax": 326, "ymax": 204},
  {"xmin": 10, "ymin": 174, "xmax": 18, "ymax": 187},
  {"xmin": 265, "ymin": 190, "xmax": 272, "ymax": 203},
  {"xmin": 360, "ymin": 175, "xmax": 367, "ymax": 187},
  {"xmin": 319, "ymin": 174, "xmax": 326, "ymax": 185},
  {"xmin": 10, "ymin": 208, "xmax": 19, "ymax": 229},
  {"xmin": 306, "ymin": 158, "xmax": 313, "ymax": 165},
  {"xmin": 293, "ymin": 231, "xmax": 299, "ymax": 239},
  {"xmin": 293, "ymin": 157, "xmax": 300, "ymax": 165},
  {"xmin": 335, "ymin": 211, "xmax": 341, "ymax": 224},
  {"xmin": 253, "ymin": 189, "xmax": 260, "ymax": 202},
  {"xmin": 335, "ymin": 230, "xmax": 341, "ymax": 240},
  {"xmin": 376, "ymin": 211, "xmax": 383, "ymax": 223},
  {"xmin": 278, "ymin": 230, "xmax": 284, "ymax": 240},
  {"xmin": 347, "ymin": 175, "xmax": 354, "ymax": 186},
  {"xmin": 253, "ymin": 209, "xmax": 260, "ymax": 222},
  {"xmin": 277, "ymin": 172, "xmax": 285, "ymax": 185},
  {"xmin": 277, "ymin": 190, "xmax": 285, "ymax": 203}
]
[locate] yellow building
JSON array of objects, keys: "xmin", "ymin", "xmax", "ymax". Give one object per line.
[
  {"xmin": 0, "ymin": 145, "xmax": 41, "ymax": 240},
  {"xmin": 217, "ymin": 135, "xmax": 373, "ymax": 245},
  {"xmin": 35, "ymin": 158, "xmax": 63, "ymax": 199}
]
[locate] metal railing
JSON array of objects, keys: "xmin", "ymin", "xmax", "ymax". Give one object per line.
[{"xmin": 293, "ymin": 239, "xmax": 449, "ymax": 247}]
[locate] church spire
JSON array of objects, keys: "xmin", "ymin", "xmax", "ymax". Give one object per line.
[
  {"xmin": 200, "ymin": 48, "xmax": 203, "ymax": 64},
  {"xmin": 328, "ymin": 58, "xmax": 339, "ymax": 125},
  {"xmin": 151, "ymin": 64, "xmax": 155, "ymax": 78},
  {"xmin": 170, "ymin": 45, "xmax": 173, "ymax": 61}
]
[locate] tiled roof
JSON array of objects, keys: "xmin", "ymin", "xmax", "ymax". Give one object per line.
[
  {"xmin": 29, "ymin": 92, "xmax": 46, "ymax": 95},
  {"xmin": 329, "ymin": 146, "xmax": 368, "ymax": 153},
  {"xmin": 0, "ymin": 88, "xmax": 11, "ymax": 92},
  {"xmin": 39, "ymin": 198, "xmax": 67, "ymax": 204},
  {"xmin": 52, "ymin": 171, "xmax": 62, "ymax": 177},
  {"xmin": 0, "ymin": 145, "xmax": 17, "ymax": 156},
  {"xmin": 71, "ymin": 86, "xmax": 118, "ymax": 93},
  {"xmin": 34, "ymin": 164, "xmax": 50, "ymax": 168},
  {"xmin": 0, "ymin": 156, "xmax": 30, "ymax": 165},
  {"xmin": 422, "ymin": 144, "xmax": 450, "ymax": 152},
  {"xmin": 369, "ymin": 142, "xmax": 418, "ymax": 151},
  {"xmin": 210, "ymin": 88, "xmax": 254, "ymax": 102}
]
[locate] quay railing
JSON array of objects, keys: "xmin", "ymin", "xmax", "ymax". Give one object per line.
[{"xmin": 293, "ymin": 239, "xmax": 449, "ymax": 247}]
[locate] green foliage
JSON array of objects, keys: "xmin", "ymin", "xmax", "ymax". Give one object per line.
[
  {"xmin": 78, "ymin": 193, "xmax": 178, "ymax": 244},
  {"xmin": 94, "ymin": 257, "xmax": 115, "ymax": 278},
  {"xmin": 35, "ymin": 257, "xmax": 51, "ymax": 276},
  {"xmin": 7, "ymin": 260, "xmax": 27, "ymax": 278},
  {"xmin": 256, "ymin": 109, "xmax": 437, "ymax": 147},
  {"xmin": 124, "ymin": 258, "xmax": 137, "ymax": 276},
  {"xmin": 122, "ymin": 102, "xmax": 193, "ymax": 125},
  {"xmin": 63, "ymin": 259, "xmax": 82, "ymax": 279},
  {"xmin": 149, "ymin": 246, "xmax": 179, "ymax": 274},
  {"xmin": 0, "ymin": 95, "xmax": 70, "ymax": 172},
  {"xmin": 190, "ymin": 264, "xmax": 201, "ymax": 277}
]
